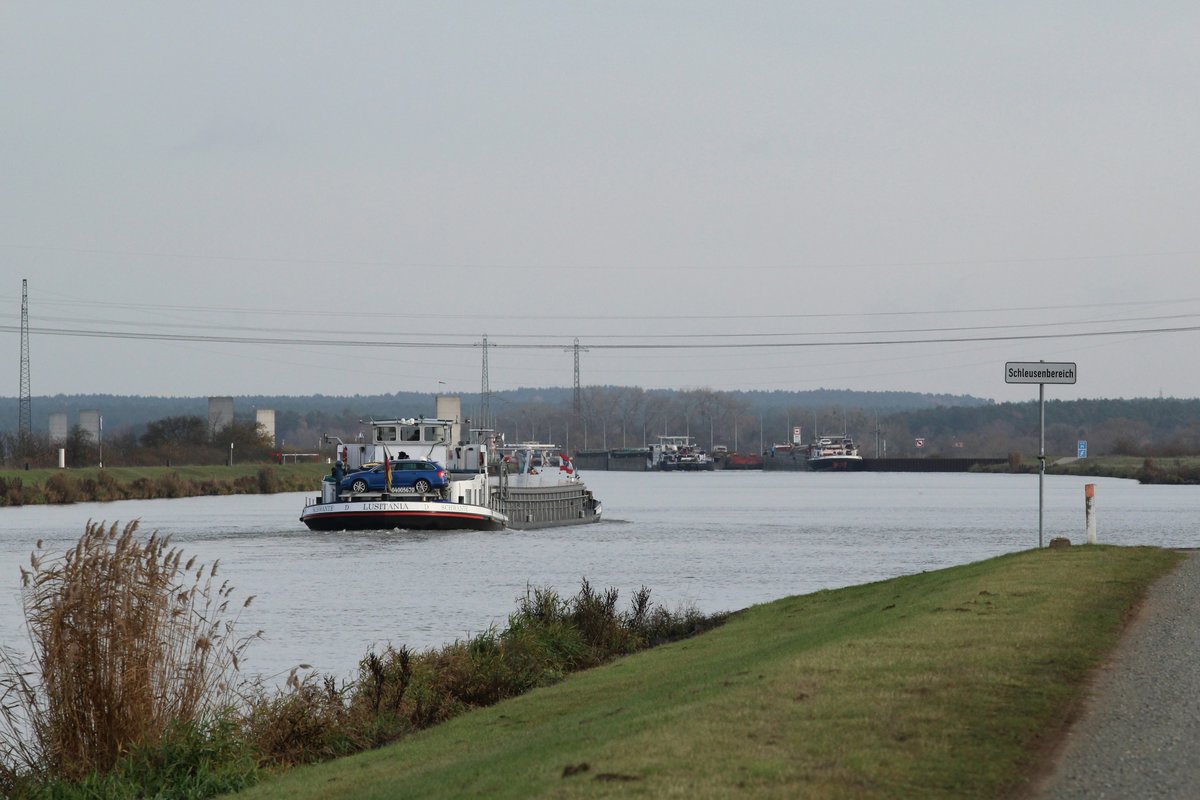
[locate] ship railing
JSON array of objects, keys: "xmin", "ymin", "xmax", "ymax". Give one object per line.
[{"xmin": 489, "ymin": 485, "xmax": 592, "ymax": 525}]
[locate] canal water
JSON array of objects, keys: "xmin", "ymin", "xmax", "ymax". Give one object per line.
[{"xmin": 0, "ymin": 471, "xmax": 1195, "ymax": 683}]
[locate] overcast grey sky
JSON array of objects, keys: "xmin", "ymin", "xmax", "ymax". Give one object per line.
[{"xmin": 3, "ymin": 2, "xmax": 1198, "ymax": 403}]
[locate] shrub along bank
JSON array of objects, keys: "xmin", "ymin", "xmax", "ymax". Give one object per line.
[{"xmin": 0, "ymin": 464, "xmax": 327, "ymax": 506}]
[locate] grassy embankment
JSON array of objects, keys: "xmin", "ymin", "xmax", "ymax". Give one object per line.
[
  {"xmin": 0, "ymin": 463, "xmax": 328, "ymax": 506},
  {"xmin": 971, "ymin": 454, "xmax": 1200, "ymax": 484},
  {"xmin": 1048, "ymin": 455, "xmax": 1200, "ymax": 484},
  {"xmin": 229, "ymin": 545, "xmax": 1182, "ymax": 800}
]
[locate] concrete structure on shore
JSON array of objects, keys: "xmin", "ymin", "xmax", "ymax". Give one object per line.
[
  {"xmin": 436, "ymin": 395, "xmax": 464, "ymax": 444},
  {"xmin": 79, "ymin": 409, "xmax": 101, "ymax": 443},
  {"xmin": 255, "ymin": 408, "xmax": 276, "ymax": 446},
  {"xmin": 48, "ymin": 412, "xmax": 68, "ymax": 443},
  {"xmin": 208, "ymin": 396, "xmax": 234, "ymax": 435}
]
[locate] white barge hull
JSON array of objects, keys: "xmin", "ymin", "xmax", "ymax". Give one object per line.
[{"xmin": 301, "ymin": 499, "xmax": 508, "ymax": 532}]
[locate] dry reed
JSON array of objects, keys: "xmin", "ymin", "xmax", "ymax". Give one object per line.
[{"xmin": 0, "ymin": 520, "xmax": 260, "ymax": 785}]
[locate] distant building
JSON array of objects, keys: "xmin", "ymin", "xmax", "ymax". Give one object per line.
[
  {"xmin": 79, "ymin": 409, "xmax": 101, "ymax": 443},
  {"xmin": 256, "ymin": 408, "xmax": 276, "ymax": 446},
  {"xmin": 208, "ymin": 396, "xmax": 234, "ymax": 435},
  {"xmin": 48, "ymin": 412, "xmax": 68, "ymax": 444},
  {"xmin": 436, "ymin": 395, "xmax": 463, "ymax": 445}
]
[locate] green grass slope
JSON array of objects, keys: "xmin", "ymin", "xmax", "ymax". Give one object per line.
[{"xmin": 229, "ymin": 546, "xmax": 1181, "ymax": 799}]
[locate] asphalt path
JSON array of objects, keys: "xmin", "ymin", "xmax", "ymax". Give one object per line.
[{"xmin": 1035, "ymin": 550, "xmax": 1200, "ymax": 799}]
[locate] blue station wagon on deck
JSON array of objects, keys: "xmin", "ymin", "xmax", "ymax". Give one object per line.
[{"xmin": 340, "ymin": 459, "xmax": 449, "ymax": 495}]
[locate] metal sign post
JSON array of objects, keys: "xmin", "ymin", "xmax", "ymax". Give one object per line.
[
  {"xmin": 1005, "ymin": 361, "xmax": 1077, "ymax": 547},
  {"xmin": 1039, "ymin": 381, "xmax": 1045, "ymax": 546}
]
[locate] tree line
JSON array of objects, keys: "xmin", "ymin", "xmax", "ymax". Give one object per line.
[
  {"xmin": 4, "ymin": 388, "xmax": 1199, "ymax": 468},
  {"xmin": 487, "ymin": 389, "xmax": 1200, "ymax": 459},
  {"xmin": 2, "ymin": 417, "xmax": 276, "ymax": 469}
]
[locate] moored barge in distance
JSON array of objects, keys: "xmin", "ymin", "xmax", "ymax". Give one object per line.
[
  {"xmin": 647, "ymin": 435, "xmax": 716, "ymax": 471},
  {"xmin": 301, "ymin": 396, "xmax": 601, "ymax": 532},
  {"xmin": 716, "ymin": 451, "xmax": 764, "ymax": 470},
  {"xmin": 806, "ymin": 434, "xmax": 865, "ymax": 471}
]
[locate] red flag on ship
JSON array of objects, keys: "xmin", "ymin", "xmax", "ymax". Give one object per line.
[
  {"xmin": 383, "ymin": 446, "xmax": 393, "ymax": 490},
  {"xmin": 559, "ymin": 452, "xmax": 574, "ymax": 474}
]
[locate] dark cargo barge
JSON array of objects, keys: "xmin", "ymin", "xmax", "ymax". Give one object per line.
[
  {"xmin": 576, "ymin": 449, "xmax": 1006, "ymax": 473},
  {"xmin": 763, "ymin": 455, "xmax": 1008, "ymax": 472}
]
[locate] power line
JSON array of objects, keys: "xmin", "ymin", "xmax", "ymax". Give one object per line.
[
  {"xmin": 7, "ymin": 290, "xmax": 1200, "ymax": 324},
  {"xmin": 7, "ymin": 309, "xmax": 1200, "ymax": 341},
  {"xmin": 4, "ymin": 322, "xmax": 1200, "ymax": 350}
]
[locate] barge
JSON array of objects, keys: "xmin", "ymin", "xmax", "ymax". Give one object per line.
[
  {"xmin": 301, "ymin": 397, "xmax": 601, "ymax": 532},
  {"xmin": 806, "ymin": 434, "xmax": 865, "ymax": 471},
  {"xmin": 647, "ymin": 435, "xmax": 716, "ymax": 471}
]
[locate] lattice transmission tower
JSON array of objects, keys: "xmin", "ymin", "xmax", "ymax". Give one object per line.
[
  {"xmin": 18, "ymin": 279, "xmax": 32, "ymax": 443},
  {"xmin": 479, "ymin": 334, "xmax": 490, "ymax": 431},
  {"xmin": 562, "ymin": 338, "xmax": 590, "ymax": 450},
  {"xmin": 572, "ymin": 338, "xmax": 581, "ymax": 416},
  {"xmin": 567, "ymin": 338, "xmax": 590, "ymax": 417}
]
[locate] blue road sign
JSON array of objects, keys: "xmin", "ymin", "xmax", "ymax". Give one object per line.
[{"xmin": 1077, "ymin": 440, "xmax": 1087, "ymax": 458}]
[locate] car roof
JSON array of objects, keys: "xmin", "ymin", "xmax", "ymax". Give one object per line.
[{"xmin": 352, "ymin": 459, "xmax": 438, "ymax": 470}]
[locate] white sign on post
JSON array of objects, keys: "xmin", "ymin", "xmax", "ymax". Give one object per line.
[
  {"xmin": 1005, "ymin": 362, "xmax": 1077, "ymax": 384},
  {"xmin": 1005, "ymin": 360, "xmax": 1079, "ymax": 549}
]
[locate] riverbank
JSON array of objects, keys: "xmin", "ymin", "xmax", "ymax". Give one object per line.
[
  {"xmin": 5, "ymin": 457, "xmax": 1197, "ymax": 508},
  {"xmin": 0, "ymin": 464, "xmax": 328, "ymax": 506},
  {"xmin": 1051, "ymin": 455, "xmax": 1200, "ymax": 484},
  {"xmin": 226, "ymin": 545, "xmax": 1181, "ymax": 800},
  {"xmin": 971, "ymin": 455, "xmax": 1200, "ymax": 485}
]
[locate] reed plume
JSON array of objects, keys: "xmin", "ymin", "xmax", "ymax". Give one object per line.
[{"xmin": 0, "ymin": 520, "xmax": 259, "ymax": 784}]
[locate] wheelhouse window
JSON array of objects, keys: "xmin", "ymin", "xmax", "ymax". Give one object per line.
[
  {"xmin": 400, "ymin": 425, "xmax": 421, "ymax": 442},
  {"xmin": 424, "ymin": 425, "xmax": 444, "ymax": 442},
  {"xmin": 376, "ymin": 426, "xmax": 397, "ymax": 442}
]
